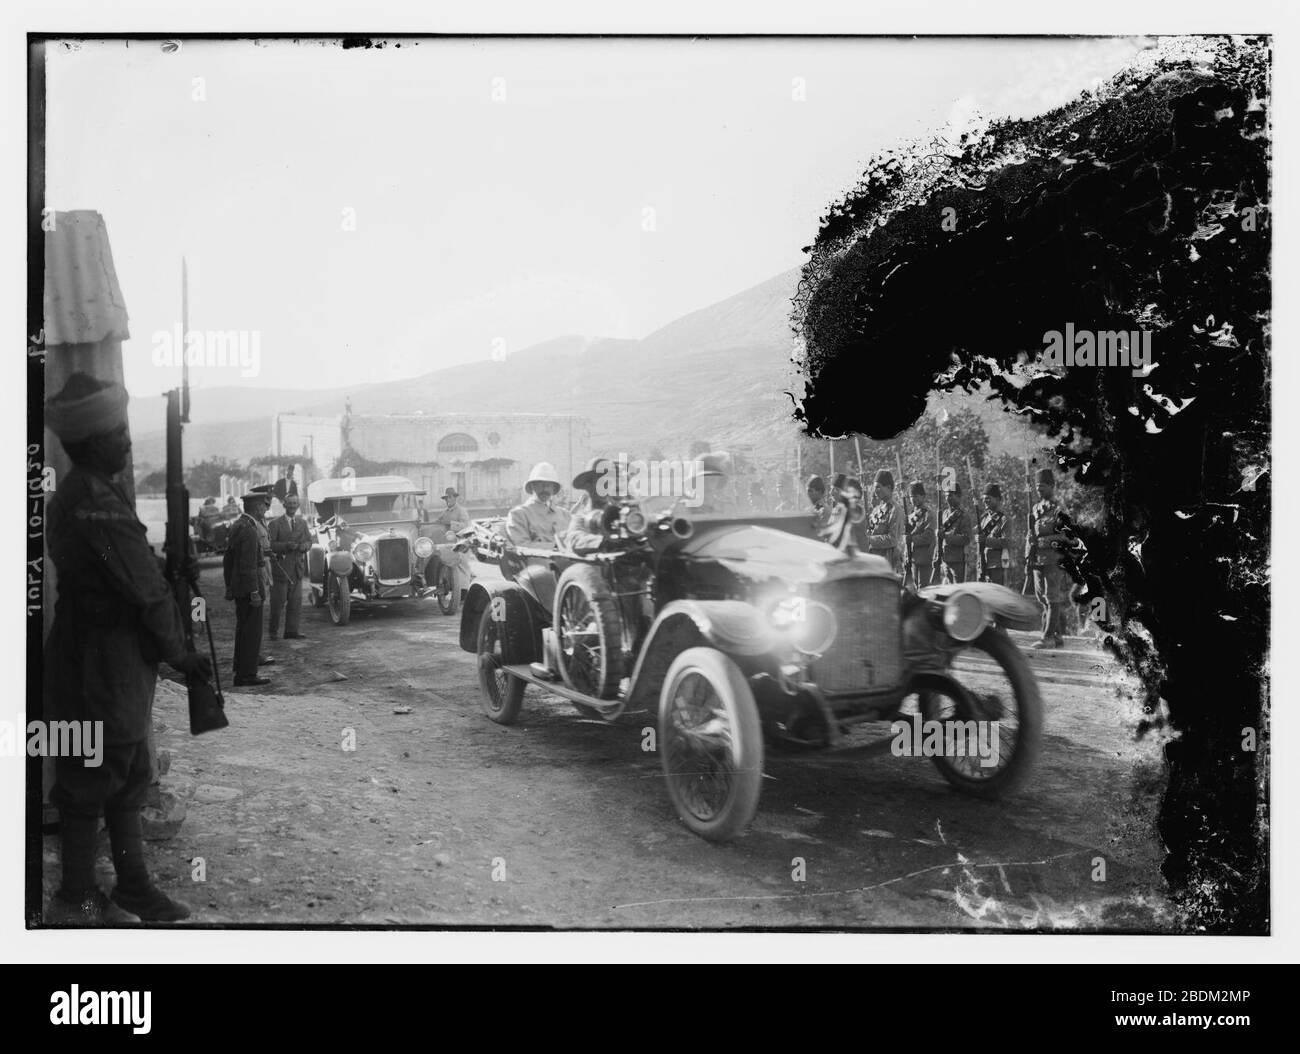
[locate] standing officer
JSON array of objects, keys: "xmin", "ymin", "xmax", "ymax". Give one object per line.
[
  {"xmin": 978, "ymin": 483, "xmax": 1010, "ymax": 585},
  {"xmin": 863, "ymin": 469, "xmax": 904, "ymax": 573},
  {"xmin": 225, "ymin": 487, "xmax": 274, "ymax": 686},
  {"xmin": 905, "ymin": 480, "xmax": 935, "ymax": 587},
  {"xmin": 267, "ymin": 491, "xmax": 311, "ymax": 641},
  {"xmin": 44, "ymin": 373, "xmax": 211, "ymax": 924},
  {"xmin": 934, "ymin": 481, "xmax": 970, "ymax": 584},
  {"xmin": 1027, "ymin": 467, "xmax": 1070, "ymax": 649}
]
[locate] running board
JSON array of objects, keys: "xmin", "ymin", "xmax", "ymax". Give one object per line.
[{"xmin": 501, "ymin": 664, "xmax": 623, "ymax": 716}]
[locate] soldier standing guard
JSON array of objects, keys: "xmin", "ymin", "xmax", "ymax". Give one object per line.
[
  {"xmin": 267, "ymin": 491, "xmax": 311, "ymax": 640},
  {"xmin": 978, "ymin": 483, "xmax": 1010, "ymax": 585},
  {"xmin": 934, "ymin": 482, "xmax": 970, "ymax": 584},
  {"xmin": 225, "ymin": 486, "xmax": 275, "ymax": 686},
  {"xmin": 43, "ymin": 373, "xmax": 211, "ymax": 924},
  {"xmin": 905, "ymin": 480, "xmax": 935, "ymax": 588},
  {"xmin": 1027, "ymin": 467, "xmax": 1070, "ymax": 649},
  {"xmin": 863, "ymin": 469, "xmax": 904, "ymax": 573}
]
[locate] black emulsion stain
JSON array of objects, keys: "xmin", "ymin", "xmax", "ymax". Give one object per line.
[{"xmin": 793, "ymin": 37, "xmax": 1270, "ymax": 933}]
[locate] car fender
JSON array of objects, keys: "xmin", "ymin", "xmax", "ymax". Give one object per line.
[
  {"xmin": 327, "ymin": 550, "xmax": 354, "ymax": 577},
  {"xmin": 919, "ymin": 581, "xmax": 1041, "ymax": 632},
  {"xmin": 625, "ymin": 600, "xmax": 774, "ymax": 713},
  {"xmin": 459, "ymin": 580, "xmax": 543, "ymax": 662}
]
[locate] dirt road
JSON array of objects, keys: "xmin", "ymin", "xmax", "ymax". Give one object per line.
[{"xmin": 44, "ymin": 560, "xmax": 1172, "ymax": 930}]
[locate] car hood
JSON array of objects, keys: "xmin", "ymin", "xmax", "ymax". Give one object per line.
[
  {"xmin": 674, "ymin": 522, "xmax": 893, "ymax": 584},
  {"xmin": 343, "ymin": 523, "xmax": 418, "ymax": 544}
]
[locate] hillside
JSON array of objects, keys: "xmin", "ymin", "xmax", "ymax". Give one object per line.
[{"xmin": 129, "ymin": 266, "xmax": 1042, "ymax": 472}]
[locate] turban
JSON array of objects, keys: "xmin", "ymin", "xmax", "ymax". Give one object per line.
[
  {"xmin": 873, "ymin": 469, "xmax": 894, "ymax": 488},
  {"xmin": 45, "ymin": 373, "xmax": 129, "ymax": 442}
]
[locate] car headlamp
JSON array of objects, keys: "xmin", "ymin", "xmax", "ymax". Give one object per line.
[
  {"xmin": 767, "ymin": 596, "xmax": 837, "ymax": 655},
  {"xmin": 623, "ymin": 508, "xmax": 648, "ymax": 536},
  {"xmin": 414, "ymin": 536, "xmax": 434, "ymax": 559},
  {"xmin": 352, "ymin": 541, "xmax": 375, "ymax": 564},
  {"xmin": 943, "ymin": 590, "xmax": 988, "ymax": 642}
]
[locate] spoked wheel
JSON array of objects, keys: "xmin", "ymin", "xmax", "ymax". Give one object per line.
[
  {"xmin": 326, "ymin": 572, "xmax": 351, "ymax": 626},
  {"xmin": 437, "ymin": 564, "xmax": 457, "ymax": 615},
  {"xmin": 917, "ymin": 626, "xmax": 1042, "ymax": 798},
  {"xmin": 555, "ymin": 564, "xmax": 624, "ymax": 700},
  {"xmin": 659, "ymin": 647, "xmax": 763, "ymax": 842},
  {"xmin": 476, "ymin": 604, "xmax": 525, "ymax": 724}
]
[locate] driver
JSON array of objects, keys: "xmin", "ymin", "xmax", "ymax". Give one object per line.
[
  {"xmin": 564, "ymin": 456, "xmax": 617, "ymax": 554},
  {"xmin": 505, "ymin": 462, "xmax": 569, "ymax": 547},
  {"xmin": 432, "ymin": 486, "xmax": 470, "ymax": 535}
]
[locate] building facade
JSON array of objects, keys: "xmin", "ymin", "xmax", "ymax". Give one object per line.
[{"xmin": 273, "ymin": 411, "xmax": 591, "ymax": 511}]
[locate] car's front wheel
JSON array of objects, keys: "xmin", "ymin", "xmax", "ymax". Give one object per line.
[
  {"xmin": 326, "ymin": 572, "xmax": 351, "ymax": 626},
  {"xmin": 477, "ymin": 603, "xmax": 525, "ymax": 724},
  {"xmin": 437, "ymin": 563, "xmax": 457, "ymax": 615},
  {"xmin": 918, "ymin": 626, "xmax": 1042, "ymax": 798},
  {"xmin": 659, "ymin": 647, "xmax": 763, "ymax": 842}
]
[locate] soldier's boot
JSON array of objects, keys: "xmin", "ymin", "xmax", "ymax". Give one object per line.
[
  {"xmin": 1050, "ymin": 603, "xmax": 1066, "ymax": 647},
  {"xmin": 47, "ymin": 812, "xmax": 139, "ymax": 926},
  {"xmin": 106, "ymin": 808, "xmax": 191, "ymax": 923}
]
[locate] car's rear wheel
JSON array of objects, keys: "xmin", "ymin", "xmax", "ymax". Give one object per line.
[
  {"xmin": 918, "ymin": 626, "xmax": 1042, "ymax": 798},
  {"xmin": 326, "ymin": 572, "xmax": 351, "ymax": 626},
  {"xmin": 477, "ymin": 604, "xmax": 525, "ymax": 724},
  {"xmin": 659, "ymin": 647, "xmax": 763, "ymax": 842},
  {"xmin": 555, "ymin": 564, "xmax": 624, "ymax": 699}
]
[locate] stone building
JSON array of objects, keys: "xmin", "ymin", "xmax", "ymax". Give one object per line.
[{"xmin": 272, "ymin": 411, "xmax": 591, "ymax": 511}]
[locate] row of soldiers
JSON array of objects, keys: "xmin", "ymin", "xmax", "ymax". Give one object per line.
[{"xmin": 810, "ymin": 466, "xmax": 1070, "ymax": 649}]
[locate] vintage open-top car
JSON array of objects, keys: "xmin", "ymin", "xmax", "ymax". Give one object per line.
[
  {"xmin": 460, "ymin": 501, "xmax": 1044, "ymax": 842},
  {"xmin": 306, "ymin": 475, "xmax": 458, "ymax": 624}
]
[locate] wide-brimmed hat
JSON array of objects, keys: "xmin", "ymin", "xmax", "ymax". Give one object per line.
[
  {"xmin": 524, "ymin": 462, "xmax": 560, "ymax": 493},
  {"xmin": 573, "ymin": 457, "xmax": 613, "ymax": 490},
  {"xmin": 443, "ymin": 486, "xmax": 458, "ymax": 498}
]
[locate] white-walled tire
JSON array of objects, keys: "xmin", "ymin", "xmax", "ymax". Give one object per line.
[{"xmin": 659, "ymin": 647, "xmax": 763, "ymax": 842}]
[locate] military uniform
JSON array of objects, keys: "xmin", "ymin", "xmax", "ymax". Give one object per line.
[
  {"xmin": 905, "ymin": 501, "xmax": 935, "ymax": 587},
  {"xmin": 267, "ymin": 509, "xmax": 311, "ymax": 638},
  {"xmin": 1027, "ymin": 479, "xmax": 1070, "ymax": 644},
  {"xmin": 44, "ymin": 373, "xmax": 201, "ymax": 924},
  {"xmin": 46, "ymin": 466, "xmax": 189, "ymax": 801},
  {"xmin": 506, "ymin": 496, "xmax": 569, "ymax": 547},
  {"xmin": 865, "ymin": 500, "xmax": 904, "ymax": 573},
  {"xmin": 978, "ymin": 507, "xmax": 1010, "ymax": 585},
  {"xmin": 226, "ymin": 507, "xmax": 271, "ymax": 681},
  {"xmin": 935, "ymin": 498, "xmax": 970, "ymax": 584}
]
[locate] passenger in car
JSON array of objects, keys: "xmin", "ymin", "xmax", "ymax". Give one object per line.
[{"xmin": 505, "ymin": 462, "xmax": 570, "ymax": 547}]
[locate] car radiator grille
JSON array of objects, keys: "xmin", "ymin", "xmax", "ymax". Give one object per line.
[
  {"xmin": 376, "ymin": 537, "xmax": 410, "ymax": 580},
  {"xmin": 807, "ymin": 577, "xmax": 902, "ymax": 691}
]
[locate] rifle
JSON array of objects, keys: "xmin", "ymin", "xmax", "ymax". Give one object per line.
[
  {"xmin": 896, "ymin": 449, "xmax": 914, "ymax": 589},
  {"xmin": 966, "ymin": 454, "xmax": 982, "ymax": 583},
  {"xmin": 1021, "ymin": 459, "xmax": 1036, "ymax": 595},
  {"xmin": 164, "ymin": 259, "xmax": 228, "ymax": 735}
]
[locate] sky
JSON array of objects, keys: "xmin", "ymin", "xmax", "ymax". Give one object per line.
[{"xmin": 44, "ymin": 35, "xmax": 1150, "ymax": 397}]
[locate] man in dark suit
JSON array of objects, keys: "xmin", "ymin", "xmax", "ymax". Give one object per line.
[{"xmin": 267, "ymin": 491, "xmax": 311, "ymax": 640}]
